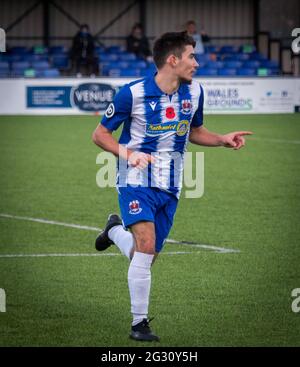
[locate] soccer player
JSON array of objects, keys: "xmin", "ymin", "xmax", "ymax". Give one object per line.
[{"xmin": 92, "ymin": 32, "xmax": 252, "ymax": 342}]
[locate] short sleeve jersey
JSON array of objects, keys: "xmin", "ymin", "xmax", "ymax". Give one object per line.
[{"xmin": 101, "ymin": 75, "xmax": 204, "ymax": 198}]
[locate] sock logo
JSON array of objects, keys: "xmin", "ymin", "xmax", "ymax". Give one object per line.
[{"xmin": 129, "ymin": 200, "xmax": 142, "ymax": 214}]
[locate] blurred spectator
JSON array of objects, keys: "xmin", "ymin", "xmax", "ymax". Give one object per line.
[
  {"xmin": 185, "ymin": 20, "xmax": 210, "ymax": 55},
  {"xmin": 126, "ymin": 23, "xmax": 152, "ymax": 61},
  {"xmin": 70, "ymin": 24, "xmax": 98, "ymax": 77}
]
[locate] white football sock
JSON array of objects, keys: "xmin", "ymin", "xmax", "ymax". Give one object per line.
[
  {"xmin": 108, "ymin": 225, "xmax": 134, "ymax": 259},
  {"xmin": 128, "ymin": 251, "xmax": 154, "ymax": 326}
]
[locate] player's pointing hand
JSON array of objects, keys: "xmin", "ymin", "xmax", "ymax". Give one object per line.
[{"xmin": 221, "ymin": 131, "xmax": 253, "ymax": 150}]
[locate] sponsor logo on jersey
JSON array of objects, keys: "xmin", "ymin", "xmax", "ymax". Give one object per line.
[
  {"xmin": 146, "ymin": 120, "xmax": 189, "ymax": 136},
  {"xmin": 105, "ymin": 103, "xmax": 115, "ymax": 118},
  {"xmin": 181, "ymin": 99, "xmax": 192, "ymax": 115},
  {"xmin": 129, "ymin": 200, "xmax": 142, "ymax": 214},
  {"xmin": 146, "ymin": 121, "xmax": 177, "ymax": 136}
]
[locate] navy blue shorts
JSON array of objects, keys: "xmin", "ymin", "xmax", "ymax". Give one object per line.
[{"xmin": 117, "ymin": 185, "xmax": 178, "ymax": 252}]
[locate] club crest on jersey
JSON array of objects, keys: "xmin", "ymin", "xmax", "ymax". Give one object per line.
[
  {"xmin": 176, "ymin": 120, "xmax": 189, "ymax": 136},
  {"xmin": 165, "ymin": 106, "xmax": 176, "ymax": 120},
  {"xmin": 181, "ymin": 99, "xmax": 192, "ymax": 115},
  {"xmin": 129, "ymin": 200, "xmax": 142, "ymax": 214}
]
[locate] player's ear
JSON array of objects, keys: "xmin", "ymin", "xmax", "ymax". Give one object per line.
[{"xmin": 166, "ymin": 54, "xmax": 178, "ymax": 67}]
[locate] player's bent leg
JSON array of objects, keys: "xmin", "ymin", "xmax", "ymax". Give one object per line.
[
  {"xmin": 127, "ymin": 221, "xmax": 159, "ymax": 341},
  {"xmin": 130, "ymin": 221, "xmax": 156, "ymax": 254},
  {"xmin": 108, "ymin": 225, "xmax": 135, "ymax": 259},
  {"xmin": 95, "ymin": 213, "xmax": 135, "ymax": 259},
  {"xmin": 95, "ymin": 214, "xmax": 122, "ymax": 251}
]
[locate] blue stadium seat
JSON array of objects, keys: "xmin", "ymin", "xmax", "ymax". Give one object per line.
[
  {"xmin": 257, "ymin": 67, "xmax": 280, "ymax": 76},
  {"xmin": 237, "ymin": 68, "xmax": 256, "ymax": 76},
  {"xmin": 270, "ymin": 68, "xmax": 280, "ymax": 75},
  {"xmin": 249, "ymin": 52, "xmax": 267, "ymax": 61},
  {"xmin": 260, "ymin": 60, "xmax": 279, "ymax": 68},
  {"xmin": 4, "ymin": 55, "xmax": 24, "ymax": 62},
  {"xmin": 49, "ymin": 46, "xmax": 66, "ymax": 54},
  {"xmin": 206, "ymin": 61, "xmax": 224, "ymax": 69},
  {"xmin": 196, "ymin": 68, "xmax": 218, "ymax": 76},
  {"xmin": 95, "ymin": 46, "xmax": 106, "ymax": 54},
  {"xmin": 196, "ymin": 61, "xmax": 206, "ymax": 68},
  {"xmin": 195, "ymin": 54, "xmax": 211, "ymax": 62},
  {"xmin": 12, "ymin": 61, "xmax": 30, "ymax": 70},
  {"xmin": 100, "ymin": 54, "xmax": 119, "ymax": 62},
  {"xmin": 0, "ymin": 70, "xmax": 10, "ymax": 77},
  {"xmin": 100, "ymin": 61, "xmax": 131, "ymax": 75},
  {"xmin": 11, "ymin": 61, "xmax": 31, "ymax": 77},
  {"xmin": 10, "ymin": 46, "xmax": 29, "ymax": 55},
  {"xmin": 243, "ymin": 60, "xmax": 260, "ymax": 68},
  {"xmin": 42, "ymin": 68, "xmax": 60, "ymax": 77},
  {"xmin": 119, "ymin": 68, "xmax": 141, "ymax": 77},
  {"xmin": 11, "ymin": 69, "xmax": 26, "ymax": 77},
  {"xmin": 32, "ymin": 61, "xmax": 50, "ymax": 70},
  {"xmin": 0, "ymin": 61, "xmax": 10, "ymax": 72},
  {"xmin": 106, "ymin": 45, "xmax": 124, "ymax": 54},
  {"xmin": 107, "ymin": 68, "xmax": 142, "ymax": 77},
  {"xmin": 205, "ymin": 45, "xmax": 219, "ymax": 53},
  {"xmin": 224, "ymin": 61, "xmax": 243, "ymax": 68},
  {"xmin": 25, "ymin": 55, "xmax": 49, "ymax": 62},
  {"xmin": 107, "ymin": 61, "xmax": 130, "ymax": 69},
  {"xmin": 224, "ymin": 53, "xmax": 250, "ymax": 61},
  {"xmin": 220, "ymin": 46, "xmax": 238, "ymax": 54},
  {"xmin": 119, "ymin": 53, "xmax": 137, "ymax": 61},
  {"xmin": 108, "ymin": 68, "xmax": 122, "ymax": 77},
  {"xmin": 131, "ymin": 60, "xmax": 147, "ymax": 69},
  {"xmin": 218, "ymin": 68, "xmax": 237, "ymax": 76},
  {"xmin": 0, "ymin": 61, "xmax": 10, "ymax": 77},
  {"xmin": 99, "ymin": 63, "xmax": 110, "ymax": 75},
  {"xmin": 52, "ymin": 55, "xmax": 69, "ymax": 69}
]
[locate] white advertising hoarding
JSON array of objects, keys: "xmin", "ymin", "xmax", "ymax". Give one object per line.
[
  {"xmin": 0, "ymin": 77, "xmax": 298, "ymax": 115},
  {"xmin": 201, "ymin": 78, "xmax": 296, "ymax": 113}
]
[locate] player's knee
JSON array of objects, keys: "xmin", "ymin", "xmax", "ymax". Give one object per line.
[{"xmin": 135, "ymin": 237, "xmax": 155, "ymax": 254}]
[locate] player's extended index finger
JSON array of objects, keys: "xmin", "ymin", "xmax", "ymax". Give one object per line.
[{"xmin": 235, "ymin": 131, "xmax": 254, "ymax": 136}]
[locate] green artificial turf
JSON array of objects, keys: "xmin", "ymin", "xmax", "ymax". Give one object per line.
[{"xmin": 0, "ymin": 114, "xmax": 299, "ymax": 346}]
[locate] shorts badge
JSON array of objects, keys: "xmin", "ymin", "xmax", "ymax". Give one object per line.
[{"xmin": 129, "ymin": 200, "xmax": 142, "ymax": 214}]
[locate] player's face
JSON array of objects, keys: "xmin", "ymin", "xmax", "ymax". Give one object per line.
[{"xmin": 175, "ymin": 45, "xmax": 199, "ymax": 83}]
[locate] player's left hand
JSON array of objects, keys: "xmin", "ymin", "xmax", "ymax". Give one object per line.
[{"xmin": 221, "ymin": 131, "xmax": 253, "ymax": 150}]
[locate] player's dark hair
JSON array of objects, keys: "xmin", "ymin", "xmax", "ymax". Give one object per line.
[{"xmin": 153, "ymin": 31, "xmax": 196, "ymax": 69}]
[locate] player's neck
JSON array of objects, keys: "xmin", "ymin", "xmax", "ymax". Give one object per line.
[{"xmin": 155, "ymin": 71, "xmax": 180, "ymax": 95}]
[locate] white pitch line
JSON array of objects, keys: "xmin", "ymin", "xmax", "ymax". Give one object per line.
[
  {"xmin": 0, "ymin": 213, "xmax": 100, "ymax": 231},
  {"xmin": 0, "ymin": 213, "xmax": 240, "ymax": 253},
  {"xmin": 249, "ymin": 137, "xmax": 300, "ymax": 145},
  {"xmin": 0, "ymin": 251, "xmax": 198, "ymax": 258},
  {"xmin": 188, "ymin": 244, "xmax": 239, "ymax": 253}
]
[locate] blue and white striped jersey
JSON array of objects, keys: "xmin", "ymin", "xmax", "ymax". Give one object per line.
[{"xmin": 101, "ymin": 75, "xmax": 204, "ymax": 198}]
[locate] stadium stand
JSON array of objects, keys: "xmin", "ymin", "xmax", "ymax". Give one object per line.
[{"xmin": 0, "ymin": 43, "xmax": 281, "ymax": 78}]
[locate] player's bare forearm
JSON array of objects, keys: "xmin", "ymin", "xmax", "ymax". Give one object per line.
[
  {"xmin": 189, "ymin": 126, "xmax": 224, "ymax": 147},
  {"xmin": 92, "ymin": 124, "xmax": 131, "ymax": 160},
  {"xmin": 189, "ymin": 126, "xmax": 253, "ymax": 150},
  {"xmin": 92, "ymin": 124, "xmax": 155, "ymax": 168}
]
